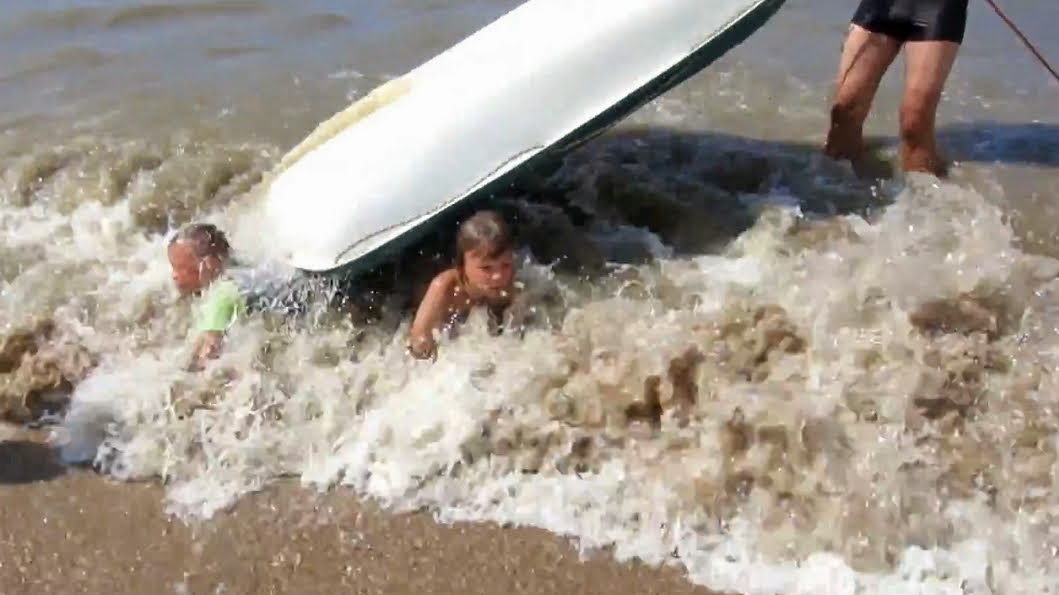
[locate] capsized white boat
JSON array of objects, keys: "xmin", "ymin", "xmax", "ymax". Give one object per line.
[{"xmin": 265, "ymin": 0, "xmax": 788, "ymax": 273}]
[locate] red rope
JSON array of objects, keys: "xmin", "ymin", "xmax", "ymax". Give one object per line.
[{"xmin": 982, "ymin": 0, "xmax": 1059, "ymax": 85}]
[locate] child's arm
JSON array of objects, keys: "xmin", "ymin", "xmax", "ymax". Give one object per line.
[
  {"xmin": 408, "ymin": 270, "xmax": 457, "ymax": 359},
  {"xmin": 188, "ymin": 280, "xmax": 243, "ymax": 370},
  {"xmin": 189, "ymin": 331, "xmax": 224, "ymax": 371}
]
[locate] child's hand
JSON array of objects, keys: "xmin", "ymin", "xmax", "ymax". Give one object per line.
[
  {"xmin": 188, "ymin": 331, "xmax": 224, "ymax": 371},
  {"xmin": 407, "ymin": 335, "xmax": 437, "ymax": 361},
  {"xmin": 408, "ymin": 270, "xmax": 457, "ymax": 362}
]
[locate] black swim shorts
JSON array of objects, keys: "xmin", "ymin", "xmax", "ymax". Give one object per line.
[{"xmin": 852, "ymin": 0, "xmax": 969, "ymax": 44}]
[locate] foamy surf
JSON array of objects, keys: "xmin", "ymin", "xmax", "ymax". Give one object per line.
[{"xmin": 30, "ymin": 148, "xmax": 1054, "ymax": 594}]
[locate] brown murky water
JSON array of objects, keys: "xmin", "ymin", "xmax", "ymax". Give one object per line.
[{"xmin": 2, "ymin": 1, "xmax": 1058, "ymax": 594}]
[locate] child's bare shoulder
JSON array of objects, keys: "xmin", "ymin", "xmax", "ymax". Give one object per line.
[{"xmin": 427, "ymin": 268, "xmax": 461, "ymax": 293}]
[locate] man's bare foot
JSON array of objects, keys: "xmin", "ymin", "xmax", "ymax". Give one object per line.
[{"xmin": 900, "ymin": 145, "xmax": 951, "ymax": 178}]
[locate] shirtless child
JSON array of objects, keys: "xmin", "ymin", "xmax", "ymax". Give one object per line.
[{"xmin": 408, "ymin": 210, "xmax": 519, "ymax": 359}]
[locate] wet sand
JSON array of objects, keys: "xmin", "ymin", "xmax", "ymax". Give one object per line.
[{"xmin": 0, "ymin": 427, "xmax": 721, "ymax": 595}]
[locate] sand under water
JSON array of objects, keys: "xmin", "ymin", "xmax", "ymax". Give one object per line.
[{"xmin": 2, "ymin": 1, "xmax": 1059, "ymax": 594}]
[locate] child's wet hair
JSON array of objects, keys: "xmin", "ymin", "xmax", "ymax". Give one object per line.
[
  {"xmin": 169, "ymin": 222, "xmax": 231, "ymax": 260},
  {"xmin": 455, "ymin": 210, "xmax": 513, "ymax": 266}
]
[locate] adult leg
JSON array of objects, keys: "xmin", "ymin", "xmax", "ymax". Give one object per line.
[
  {"xmin": 824, "ymin": 25, "xmax": 902, "ymax": 168},
  {"xmin": 897, "ymin": 0, "xmax": 966, "ymax": 176},
  {"xmin": 898, "ymin": 41, "xmax": 960, "ymax": 176}
]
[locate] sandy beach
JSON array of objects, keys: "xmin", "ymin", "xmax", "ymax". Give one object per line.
[{"xmin": 1, "ymin": 427, "xmax": 719, "ymax": 595}]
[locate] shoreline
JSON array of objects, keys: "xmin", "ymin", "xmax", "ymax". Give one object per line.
[{"xmin": 0, "ymin": 429, "xmax": 722, "ymax": 595}]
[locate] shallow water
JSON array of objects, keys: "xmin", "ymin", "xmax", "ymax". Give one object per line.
[{"xmin": 2, "ymin": 1, "xmax": 1059, "ymax": 594}]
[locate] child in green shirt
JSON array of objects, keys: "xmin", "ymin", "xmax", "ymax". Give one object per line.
[{"xmin": 167, "ymin": 222, "xmax": 247, "ymax": 370}]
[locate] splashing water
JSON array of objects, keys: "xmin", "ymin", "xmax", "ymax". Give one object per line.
[{"xmin": 3, "ymin": 120, "xmax": 1058, "ymax": 595}]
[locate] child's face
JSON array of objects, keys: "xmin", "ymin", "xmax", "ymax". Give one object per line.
[
  {"xmin": 461, "ymin": 245, "xmax": 515, "ymax": 301},
  {"xmin": 167, "ymin": 242, "xmax": 222, "ymax": 296}
]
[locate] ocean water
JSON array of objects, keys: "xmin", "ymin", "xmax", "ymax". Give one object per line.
[{"xmin": 2, "ymin": 1, "xmax": 1058, "ymax": 594}]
